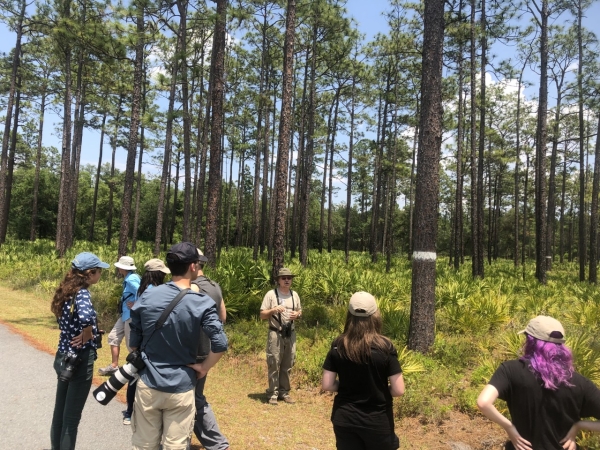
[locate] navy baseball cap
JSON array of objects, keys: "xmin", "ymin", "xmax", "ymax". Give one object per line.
[
  {"xmin": 166, "ymin": 242, "xmax": 201, "ymax": 264},
  {"xmin": 72, "ymin": 252, "xmax": 110, "ymax": 271}
]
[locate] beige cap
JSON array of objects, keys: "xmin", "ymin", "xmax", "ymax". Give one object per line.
[
  {"xmin": 144, "ymin": 258, "xmax": 170, "ymax": 274},
  {"xmin": 348, "ymin": 292, "xmax": 377, "ymax": 317},
  {"xmin": 519, "ymin": 315, "xmax": 566, "ymax": 344},
  {"xmin": 114, "ymin": 256, "xmax": 136, "ymax": 271},
  {"xmin": 196, "ymin": 248, "xmax": 209, "ymax": 263},
  {"xmin": 276, "ymin": 268, "xmax": 295, "ymax": 278}
]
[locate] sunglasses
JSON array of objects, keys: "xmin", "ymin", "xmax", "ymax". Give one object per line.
[{"xmin": 280, "ymin": 276, "xmax": 293, "ymax": 281}]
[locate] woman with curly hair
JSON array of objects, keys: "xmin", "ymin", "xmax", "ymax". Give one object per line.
[
  {"xmin": 321, "ymin": 292, "xmax": 404, "ymax": 450},
  {"xmin": 50, "ymin": 252, "xmax": 109, "ymax": 450},
  {"xmin": 477, "ymin": 316, "xmax": 600, "ymax": 450}
]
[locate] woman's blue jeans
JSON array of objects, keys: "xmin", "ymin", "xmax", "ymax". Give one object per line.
[{"xmin": 50, "ymin": 347, "xmax": 95, "ymax": 450}]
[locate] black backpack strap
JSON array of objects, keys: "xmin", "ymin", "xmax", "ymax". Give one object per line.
[
  {"xmin": 141, "ymin": 288, "xmax": 191, "ymax": 351},
  {"xmin": 155, "ymin": 288, "xmax": 191, "ymax": 330},
  {"xmin": 273, "ymin": 289, "xmax": 282, "ymax": 329}
]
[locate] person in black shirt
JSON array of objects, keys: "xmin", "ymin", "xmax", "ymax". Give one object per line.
[
  {"xmin": 477, "ymin": 315, "xmax": 600, "ymax": 450},
  {"xmin": 322, "ymin": 292, "xmax": 404, "ymax": 450}
]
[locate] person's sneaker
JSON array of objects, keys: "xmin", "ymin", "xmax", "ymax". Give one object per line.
[
  {"xmin": 279, "ymin": 395, "xmax": 295, "ymax": 404},
  {"xmin": 98, "ymin": 364, "xmax": 118, "ymax": 376},
  {"xmin": 123, "ymin": 414, "xmax": 131, "ymax": 425},
  {"xmin": 268, "ymin": 396, "xmax": 278, "ymax": 405}
]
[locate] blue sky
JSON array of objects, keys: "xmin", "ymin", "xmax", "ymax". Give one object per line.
[{"xmin": 1, "ymin": 0, "xmax": 600, "ymax": 179}]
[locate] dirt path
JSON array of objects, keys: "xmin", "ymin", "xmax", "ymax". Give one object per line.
[{"xmin": 0, "ymin": 284, "xmax": 504, "ymax": 449}]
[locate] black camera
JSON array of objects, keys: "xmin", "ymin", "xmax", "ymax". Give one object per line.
[
  {"xmin": 93, "ymin": 350, "xmax": 146, "ymax": 405},
  {"xmin": 95, "ymin": 330, "xmax": 105, "ymax": 349},
  {"xmin": 59, "ymin": 352, "xmax": 81, "ymax": 383},
  {"xmin": 281, "ymin": 322, "xmax": 293, "ymax": 338}
]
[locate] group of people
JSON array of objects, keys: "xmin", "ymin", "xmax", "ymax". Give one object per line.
[
  {"xmin": 50, "ymin": 244, "xmax": 229, "ymax": 450},
  {"xmin": 48, "ymin": 245, "xmax": 600, "ymax": 450}
]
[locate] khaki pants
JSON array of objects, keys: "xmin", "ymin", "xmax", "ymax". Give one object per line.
[
  {"xmin": 107, "ymin": 317, "xmax": 131, "ymax": 352},
  {"xmin": 132, "ymin": 379, "xmax": 195, "ymax": 450},
  {"xmin": 266, "ymin": 329, "xmax": 296, "ymax": 399}
]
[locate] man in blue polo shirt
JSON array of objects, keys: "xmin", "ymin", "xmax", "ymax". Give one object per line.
[{"xmin": 129, "ymin": 242, "xmax": 228, "ymax": 450}]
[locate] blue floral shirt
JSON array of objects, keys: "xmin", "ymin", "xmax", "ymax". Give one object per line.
[{"xmin": 57, "ymin": 288, "xmax": 98, "ymax": 354}]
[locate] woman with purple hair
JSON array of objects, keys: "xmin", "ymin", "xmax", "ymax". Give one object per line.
[{"xmin": 477, "ymin": 316, "xmax": 600, "ymax": 450}]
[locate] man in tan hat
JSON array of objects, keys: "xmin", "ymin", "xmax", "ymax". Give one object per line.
[
  {"xmin": 259, "ymin": 267, "xmax": 302, "ymax": 405},
  {"xmin": 98, "ymin": 256, "xmax": 140, "ymax": 376}
]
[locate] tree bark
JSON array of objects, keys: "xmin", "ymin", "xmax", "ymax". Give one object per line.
[
  {"xmin": 204, "ymin": 0, "xmax": 227, "ymax": 265},
  {"xmin": 30, "ymin": 87, "xmax": 47, "ymax": 241},
  {"xmin": 408, "ymin": 0, "xmax": 445, "ymax": 353},
  {"xmin": 535, "ymin": 0, "xmax": 549, "ymax": 284},
  {"xmin": 469, "ymin": 0, "xmax": 479, "ymax": 277},
  {"xmin": 476, "ymin": 0, "xmax": 486, "ymax": 277},
  {"xmin": 0, "ymin": 0, "xmax": 25, "ymax": 245},
  {"xmin": 154, "ymin": 32, "xmax": 181, "ymax": 255},
  {"xmin": 345, "ymin": 77, "xmax": 356, "ymax": 263},
  {"xmin": 55, "ymin": 0, "xmax": 73, "ymax": 256},
  {"xmin": 577, "ymin": 0, "xmax": 586, "ymax": 281},
  {"xmin": 589, "ymin": 115, "xmax": 600, "ymax": 283},
  {"xmin": 89, "ymin": 111, "xmax": 106, "ymax": 242},
  {"xmin": 271, "ymin": 0, "xmax": 296, "ymax": 280},
  {"xmin": 132, "ymin": 70, "xmax": 147, "ymax": 252},
  {"xmin": 118, "ymin": 0, "xmax": 145, "ymax": 257}
]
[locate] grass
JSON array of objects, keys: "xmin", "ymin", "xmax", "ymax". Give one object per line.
[
  {"xmin": 4, "ymin": 241, "xmax": 600, "ymax": 448},
  {"xmin": 0, "ymin": 279, "xmax": 504, "ymax": 449}
]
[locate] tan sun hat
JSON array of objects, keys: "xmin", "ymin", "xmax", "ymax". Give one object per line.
[
  {"xmin": 519, "ymin": 315, "xmax": 566, "ymax": 344},
  {"xmin": 276, "ymin": 268, "xmax": 295, "ymax": 278},
  {"xmin": 348, "ymin": 291, "xmax": 378, "ymax": 317},
  {"xmin": 144, "ymin": 258, "xmax": 170, "ymax": 274},
  {"xmin": 114, "ymin": 255, "xmax": 136, "ymax": 271},
  {"xmin": 196, "ymin": 248, "xmax": 209, "ymax": 263}
]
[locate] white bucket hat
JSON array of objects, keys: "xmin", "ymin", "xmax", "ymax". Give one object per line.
[{"xmin": 114, "ymin": 256, "xmax": 137, "ymax": 271}]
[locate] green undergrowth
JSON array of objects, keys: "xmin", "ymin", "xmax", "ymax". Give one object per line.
[{"xmin": 2, "ymin": 240, "xmax": 600, "ymax": 446}]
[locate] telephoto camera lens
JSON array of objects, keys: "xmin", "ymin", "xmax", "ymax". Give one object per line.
[
  {"xmin": 58, "ymin": 353, "xmax": 80, "ymax": 383},
  {"xmin": 93, "ymin": 351, "xmax": 145, "ymax": 405}
]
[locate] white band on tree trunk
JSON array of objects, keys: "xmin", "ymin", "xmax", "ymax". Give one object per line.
[{"xmin": 412, "ymin": 251, "xmax": 437, "ymax": 261}]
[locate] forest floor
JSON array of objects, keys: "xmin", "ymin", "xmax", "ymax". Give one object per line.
[{"xmin": 0, "ymin": 283, "xmax": 506, "ymax": 449}]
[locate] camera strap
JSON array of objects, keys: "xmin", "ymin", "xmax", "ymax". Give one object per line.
[
  {"xmin": 273, "ymin": 289, "xmax": 295, "ymax": 332},
  {"xmin": 141, "ymin": 288, "xmax": 191, "ymax": 352}
]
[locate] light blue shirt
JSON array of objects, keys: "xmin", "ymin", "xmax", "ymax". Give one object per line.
[
  {"xmin": 121, "ymin": 272, "xmax": 141, "ymax": 322},
  {"xmin": 129, "ymin": 282, "xmax": 228, "ymax": 393}
]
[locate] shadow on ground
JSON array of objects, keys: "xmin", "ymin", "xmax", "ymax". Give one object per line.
[{"xmin": 247, "ymin": 393, "xmax": 269, "ymax": 404}]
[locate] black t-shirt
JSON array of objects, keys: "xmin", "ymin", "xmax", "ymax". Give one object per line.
[
  {"xmin": 489, "ymin": 359, "xmax": 600, "ymax": 449},
  {"xmin": 322, "ymin": 339, "xmax": 402, "ymax": 432}
]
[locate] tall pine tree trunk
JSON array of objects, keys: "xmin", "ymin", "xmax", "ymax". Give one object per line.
[
  {"xmin": 204, "ymin": 0, "xmax": 227, "ymax": 265},
  {"xmin": 154, "ymin": 34, "xmax": 180, "ymax": 255},
  {"xmin": 55, "ymin": 0, "xmax": 74, "ymax": 255},
  {"xmin": 88, "ymin": 110, "xmax": 106, "ymax": 242},
  {"xmin": 0, "ymin": 0, "xmax": 25, "ymax": 245},
  {"xmin": 469, "ymin": 0, "xmax": 480, "ymax": 277},
  {"xmin": 119, "ymin": 0, "xmax": 145, "ymax": 256},
  {"xmin": 408, "ymin": 0, "xmax": 445, "ymax": 353},
  {"xmin": 30, "ymin": 88, "xmax": 47, "ymax": 241},
  {"xmin": 271, "ymin": 0, "xmax": 296, "ymax": 279},
  {"xmin": 345, "ymin": 77, "xmax": 356, "ymax": 263},
  {"xmin": 535, "ymin": 0, "xmax": 549, "ymax": 284},
  {"xmin": 589, "ymin": 115, "xmax": 600, "ymax": 282}
]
